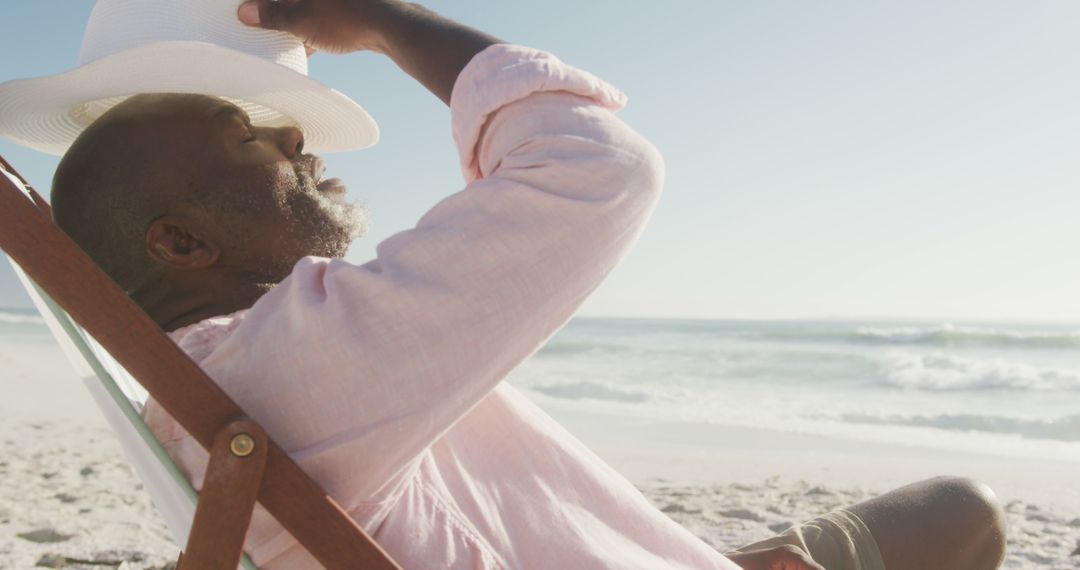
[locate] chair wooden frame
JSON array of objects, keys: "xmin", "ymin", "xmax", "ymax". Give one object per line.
[{"xmin": 0, "ymin": 154, "xmax": 402, "ymax": 569}]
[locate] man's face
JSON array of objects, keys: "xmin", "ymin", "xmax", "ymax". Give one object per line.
[{"xmin": 122, "ymin": 93, "xmax": 366, "ymax": 282}]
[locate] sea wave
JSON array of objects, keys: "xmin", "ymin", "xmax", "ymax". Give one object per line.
[
  {"xmin": 838, "ymin": 412, "xmax": 1080, "ymax": 442},
  {"xmin": 0, "ymin": 310, "xmax": 44, "ymax": 326},
  {"xmin": 537, "ymin": 341, "xmax": 630, "ymax": 356},
  {"xmin": 877, "ymin": 351, "xmax": 1080, "ymax": 391},
  {"xmin": 853, "ymin": 324, "xmax": 1080, "ymax": 349},
  {"xmin": 536, "ymin": 340, "xmax": 736, "ymax": 365},
  {"xmin": 760, "ymin": 323, "xmax": 1080, "ymax": 350},
  {"xmin": 530, "ymin": 381, "xmax": 651, "ymax": 403}
]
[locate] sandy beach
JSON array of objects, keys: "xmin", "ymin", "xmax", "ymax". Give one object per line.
[
  {"xmin": 2, "ymin": 416, "xmax": 1078, "ymax": 569},
  {"xmin": 1, "ymin": 337, "xmax": 1078, "ymax": 569},
  {"xmin": 557, "ymin": 409, "xmax": 1080, "ymax": 569}
]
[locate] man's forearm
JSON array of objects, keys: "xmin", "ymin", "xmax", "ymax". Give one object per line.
[{"xmin": 368, "ymin": 3, "xmax": 501, "ymax": 105}]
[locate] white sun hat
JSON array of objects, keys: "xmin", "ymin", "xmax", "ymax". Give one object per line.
[{"xmin": 0, "ymin": 0, "xmax": 379, "ymax": 156}]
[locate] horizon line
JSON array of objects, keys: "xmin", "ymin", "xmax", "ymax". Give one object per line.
[{"xmin": 4, "ymin": 305, "xmax": 1080, "ymax": 327}]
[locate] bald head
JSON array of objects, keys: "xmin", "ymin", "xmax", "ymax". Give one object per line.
[
  {"xmin": 51, "ymin": 93, "xmax": 365, "ymax": 325},
  {"xmin": 52, "ymin": 94, "xmax": 204, "ymax": 289}
]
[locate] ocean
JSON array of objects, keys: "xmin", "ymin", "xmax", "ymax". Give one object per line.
[
  {"xmin": 4, "ymin": 307, "xmax": 1079, "ymax": 463},
  {"xmin": 507, "ymin": 317, "xmax": 1080, "ymax": 463}
]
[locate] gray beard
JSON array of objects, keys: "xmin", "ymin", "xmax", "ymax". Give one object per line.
[
  {"xmin": 280, "ymin": 184, "xmax": 368, "ymax": 260},
  {"xmin": 190, "ymin": 159, "xmax": 369, "ymax": 284},
  {"xmin": 287, "ymin": 155, "xmax": 367, "ymax": 254},
  {"xmin": 263, "ymin": 166, "xmax": 368, "ymax": 280}
]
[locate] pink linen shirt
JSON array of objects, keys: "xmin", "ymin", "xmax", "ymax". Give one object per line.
[{"xmin": 144, "ymin": 44, "xmax": 739, "ymax": 569}]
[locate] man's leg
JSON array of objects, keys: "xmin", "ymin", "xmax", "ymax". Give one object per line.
[{"xmin": 847, "ymin": 476, "xmax": 1007, "ymax": 570}]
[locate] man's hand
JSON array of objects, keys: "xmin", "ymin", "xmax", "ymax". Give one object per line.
[
  {"xmin": 726, "ymin": 545, "xmax": 826, "ymax": 570},
  {"xmin": 238, "ymin": 0, "xmax": 395, "ymax": 54},
  {"xmin": 238, "ymin": 0, "xmax": 501, "ymax": 105}
]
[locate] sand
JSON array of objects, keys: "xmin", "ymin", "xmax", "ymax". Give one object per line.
[
  {"xmin": 555, "ymin": 408, "xmax": 1080, "ymax": 569},
  {"xmin": 644, "ymin": 479, "xmax": 1080, "ymax": 569},
  {"xmin": 1, "ymin": 415, "xmax": 1077, "ymax": 569},
  {"xmin": 1, "ymin": 341, "xmax": 1078, "ymax": 568},
  {"xmin": 0, "ymin": 419, "xmax": 178, "ymax": 570}
]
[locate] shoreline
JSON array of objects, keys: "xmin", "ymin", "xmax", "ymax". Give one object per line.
[{"xmin": 542, "ymin": 404, "xmax": 1080, "ymax": 514}]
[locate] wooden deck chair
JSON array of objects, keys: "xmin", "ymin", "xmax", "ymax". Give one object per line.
[{"xmin": 0, "ymin": 154, "xmax": 402, "ymax": 570}]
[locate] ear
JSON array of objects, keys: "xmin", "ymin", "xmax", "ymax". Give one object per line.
[{"xmin": 144, "ymin": 217, "xmax": 221, "ymax": 270}]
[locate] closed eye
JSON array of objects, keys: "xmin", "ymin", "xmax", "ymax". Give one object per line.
[
  {"xmin": 214, "ymin": 104, "xmax": 258, "ymax": 144},
  {"xmin": 242, "ymin": 119, "xmax": 258, "ymax": 143}
]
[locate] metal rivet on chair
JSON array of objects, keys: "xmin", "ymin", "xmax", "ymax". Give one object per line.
[{"xmin": 230, "ymin": 433, "xmax": 256, "ymax": 457}]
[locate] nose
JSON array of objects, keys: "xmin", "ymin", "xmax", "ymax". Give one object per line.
[{"xmin": 274, "ymin": 125, "xmax": 305, "ymax": 158}]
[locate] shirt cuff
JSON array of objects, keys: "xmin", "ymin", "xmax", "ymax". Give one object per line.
[{"xmin": 449, "ymin": 44, "xmax": 629, "ymax": 183}]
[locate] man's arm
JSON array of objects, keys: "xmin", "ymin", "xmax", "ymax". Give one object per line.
[
  {"xmin": 216, "ymin": 2, "xmax": 664, "ymax": 502},
  {"xmin": 239, "ymin": 0, "xmax": 501, "ymax": 105}
]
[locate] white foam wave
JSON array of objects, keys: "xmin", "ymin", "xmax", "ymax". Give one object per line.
[
  {"xmin": 530, "ymin": 381, "xmax": 651, "ymax": 403},
  {"xmin": 853, "ymin": 323, "xmax": 1080, "ymax": 349},
  {"xmin": 878, "ymin": 351, "xmax": 1080, "ymax": 391}
]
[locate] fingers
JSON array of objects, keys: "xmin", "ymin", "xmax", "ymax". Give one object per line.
[
  {"xmin": 237, "ymin": 0, "xmax": 300, "ymax": 32},
  {"xmin": 237, "ymin": 1, "xmax": 264, "ymax": 27}
]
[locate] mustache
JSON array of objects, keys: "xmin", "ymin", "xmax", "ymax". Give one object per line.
[{"xmin": 292, "ymin": 155, "xmax": 319, "ymax": 183}]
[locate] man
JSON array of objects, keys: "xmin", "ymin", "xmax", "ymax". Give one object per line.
[{"xmin": 45, "ymin": 1, "xmax": 1005, "ymax": 568}]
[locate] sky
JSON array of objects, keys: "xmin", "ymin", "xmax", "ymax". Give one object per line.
[{"xmin": 1, "ymin": 1, "xmax": 1079, "ymax": 321}]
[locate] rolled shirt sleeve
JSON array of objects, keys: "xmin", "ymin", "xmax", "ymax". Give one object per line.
[{"xmin": 163, "ymin": 44, "xmax": 665, "ymax": 510}]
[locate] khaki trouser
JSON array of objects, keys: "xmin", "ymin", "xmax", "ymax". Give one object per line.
[{"xmin": 730, "ymin": 510, "xmax": 887, "ymax": 570}]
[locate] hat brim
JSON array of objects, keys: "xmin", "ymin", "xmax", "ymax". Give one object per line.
[{"xmin": 0, "ymin": 41, "xmax": 379, "ymax": 156}]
